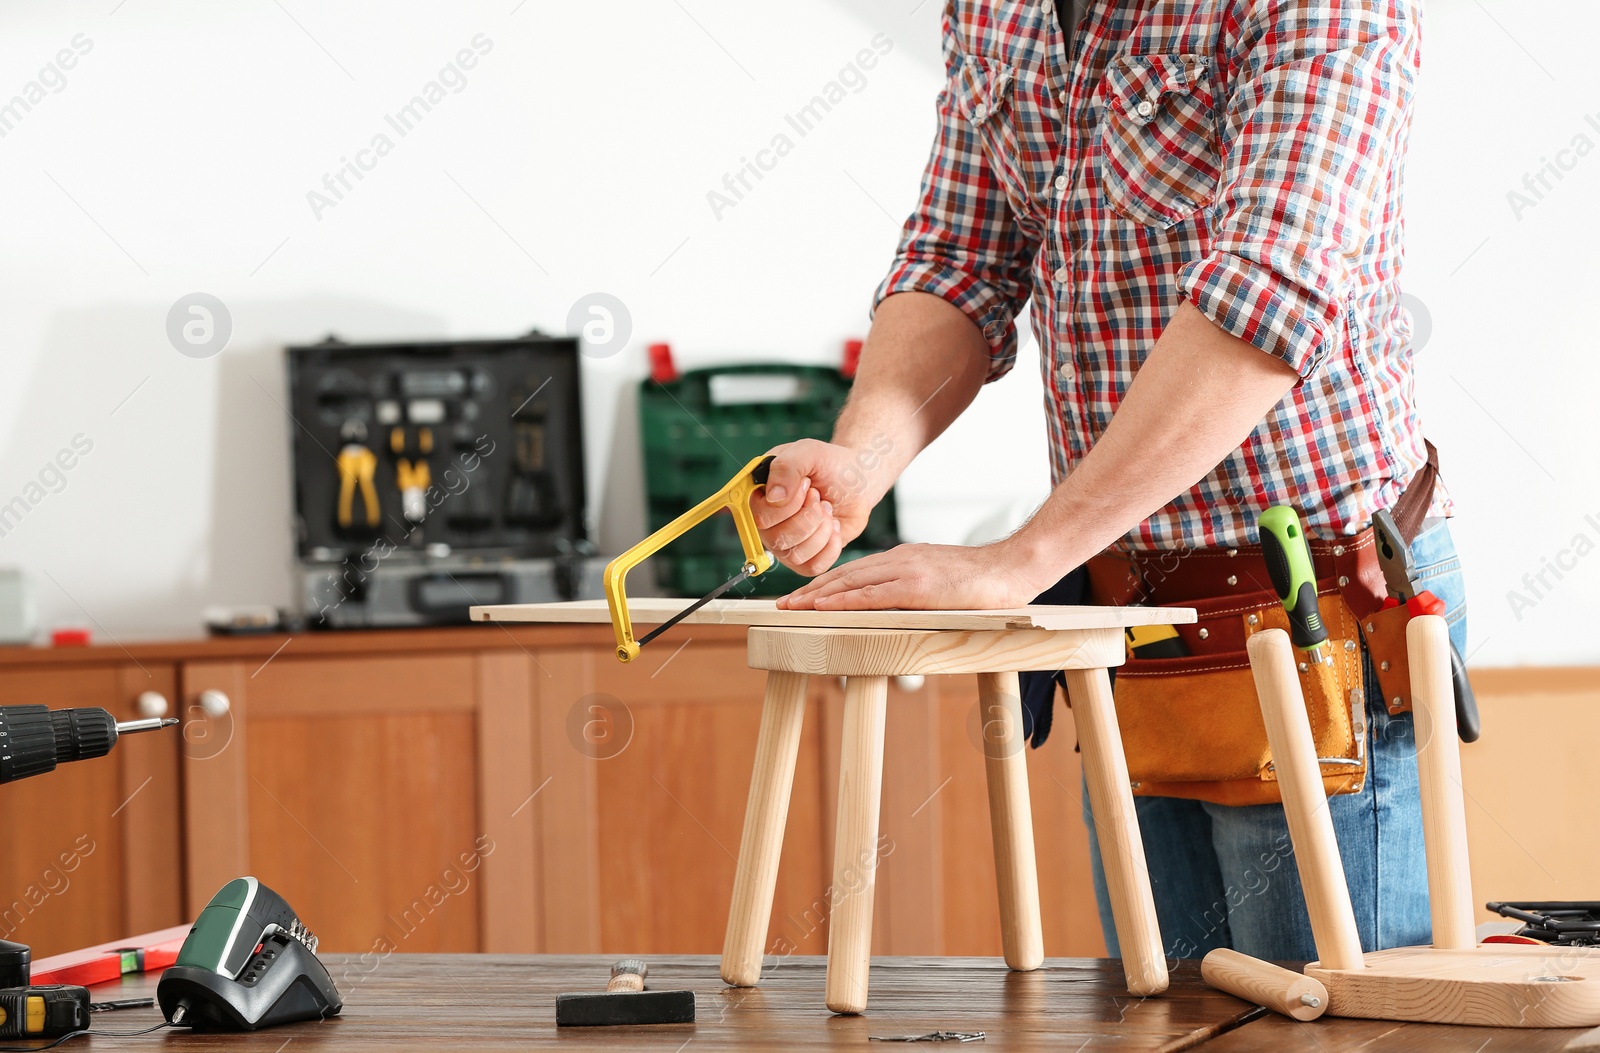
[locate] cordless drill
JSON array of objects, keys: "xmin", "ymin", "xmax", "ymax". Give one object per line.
[{"xmin": 0, "ymin": 705, "xmax": 177, "ymax": 785}]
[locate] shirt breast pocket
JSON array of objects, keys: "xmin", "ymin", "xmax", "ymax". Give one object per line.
[
  {"xmin": 953, "ymin": 55, "xmax": 1057, "ymax": 225},
  {"xmin": 1097, "ymin": 53, "xmax": 1221, "ymax": 230}
]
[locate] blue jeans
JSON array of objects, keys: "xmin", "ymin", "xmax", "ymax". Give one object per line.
[{"xmin": 1084, "ymin": 519, "xmax": 1468, "ymax": 961}]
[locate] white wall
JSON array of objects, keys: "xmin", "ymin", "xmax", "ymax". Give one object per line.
[{"xmin": 0, "ymin": 0, "xmax": 1593, "ymax": 667}]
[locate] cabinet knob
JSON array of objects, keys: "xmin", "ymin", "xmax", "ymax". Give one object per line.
[
  {"xmin": 136, "ymin": 691, "xmax": 170, "ymax": 718},
  {"xmin": 198, "ymin": 689, "xmax": 231, "ymax": 717}
]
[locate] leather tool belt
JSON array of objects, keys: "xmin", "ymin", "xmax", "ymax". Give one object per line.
[{"xmin": 1078, "ymin": 446, "xmax": 1441, "ymax": 807}]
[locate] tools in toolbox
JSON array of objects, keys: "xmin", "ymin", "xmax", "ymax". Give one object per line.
[
  {"xmin": 0, "ymin": 705, "xmax": 176, "ymax": 785},
  {"xmin": 1372, "ymin": 509, "xmax": 1480, "ymax": 742},
  {"xmin": 288, "ymin": 332, "xmax": 602, "ymax": 628}
]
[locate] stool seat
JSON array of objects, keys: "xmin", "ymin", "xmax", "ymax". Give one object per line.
[{"xmin": 747, "ymin": 625, "xmax": 1124, "ymax": 676}]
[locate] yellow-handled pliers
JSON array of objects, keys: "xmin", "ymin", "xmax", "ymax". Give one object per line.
[{"xmin": 336, "ymin": 445, "xmax": 380, "ymax": 529}]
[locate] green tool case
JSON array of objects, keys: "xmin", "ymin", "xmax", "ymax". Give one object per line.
[{"xmin": 639, "ymin": 362, "xmax": 900, "ymax": 597}]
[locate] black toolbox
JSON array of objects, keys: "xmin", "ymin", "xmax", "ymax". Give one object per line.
[{"xmin": 286, "ymin": 331, "xmax": 599, "ymax": 627}]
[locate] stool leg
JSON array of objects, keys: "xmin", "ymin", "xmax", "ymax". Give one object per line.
[
  {"xmin": 825, "ymin": 674, "xmax": 888, "ymax": 1015},
  {"xmin": 978, "ymin": 670, "xmax": 1044, "ymax": 971},
  {"xmin": 1247, "ymin": 629, "xmax": 1365, "ymax": 971},
  {"xmin": 1063, "ymin": 666, "xmax": 1169, "ymax": 996},
  {"xmin": 1408, "ymin": 615, "xmax": 1476, "ymax": 950},
  {"xmin": 721, "ymin": 669, "xmax": 810, "ymax": 987}
]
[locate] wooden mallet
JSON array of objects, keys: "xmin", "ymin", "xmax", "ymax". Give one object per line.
[{"xmin": 555, "ymin": 959, "xmax": 696, "ymax": 1027}]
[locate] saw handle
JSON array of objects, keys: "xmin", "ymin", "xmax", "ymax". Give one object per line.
[{"xmin": 603, "ymin": 454, "xmax": 776, "ymax": 663}]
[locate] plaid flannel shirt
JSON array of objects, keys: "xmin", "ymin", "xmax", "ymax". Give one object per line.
[{"xmin": 875, "ymin": 0, "xmax": 1447, "ymax": 550}]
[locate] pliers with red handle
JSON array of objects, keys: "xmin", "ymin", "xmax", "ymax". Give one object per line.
[{"xmin": 1372, "ymin": 509, "xmax": 1481, "ymax": 742}]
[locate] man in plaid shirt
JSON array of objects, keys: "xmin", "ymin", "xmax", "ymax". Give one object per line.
[{"xmin": 753, "ymin": 0, "xmax": 1465, "ymax": 963}]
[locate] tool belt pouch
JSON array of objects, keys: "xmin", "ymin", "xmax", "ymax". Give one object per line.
[{"xmin": 1109, "ymin": 586, "xmax": 1371, "ymax": 807}]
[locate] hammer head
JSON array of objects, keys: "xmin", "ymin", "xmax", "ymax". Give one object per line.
[{"xmin": 555, "ymin": 989, "xmax": 696, "ymax": 1027}]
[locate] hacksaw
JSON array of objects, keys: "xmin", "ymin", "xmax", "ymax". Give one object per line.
[{"xmin": 604, "ymin": 454, "xmax": 775, "ymax": 662}]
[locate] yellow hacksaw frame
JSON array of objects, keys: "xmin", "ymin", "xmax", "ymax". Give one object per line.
[{"xmin": 604, "ymin": 454, "xmax": 775, "ymax": 662}]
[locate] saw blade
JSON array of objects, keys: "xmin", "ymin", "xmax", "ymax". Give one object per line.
[{"xmin": 636, "ymin": 561, "xmax": 758, "ymax": 650}]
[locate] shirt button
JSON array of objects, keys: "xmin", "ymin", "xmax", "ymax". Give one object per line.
[
  {"xmin": 1054, "ymin": 266, "xmax": 1069, "ymax": 282},
  {"xmin": 973, "ymin": 103, "xmax": 988, "ymax": 121},
  {"xmin": 1135, "ymin": 99, "xmax": 1155, "ymax": 118},
  {"xmin": 1054, "ymin": 175, "xmax": 1067, "ymax": 191},
  {"xmin": 1041, "ymin": 0, "xmax": 1054, "ymax": 11},
  {"xmin": 1058, "ymin": 89, "xmax": 1069, "ymax": 104},
  {"xmin": 1057, "ymin": 362, "xmax": 1074, "ymax": 381}
]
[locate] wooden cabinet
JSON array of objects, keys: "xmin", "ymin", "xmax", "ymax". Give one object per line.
[
  {"xmin": 0, "ymin": 662, "xmax": 183, "ymax": 957},
  {"xmin": 155, "ymin": 628, "xmax": 1108, "ymax": 960}
]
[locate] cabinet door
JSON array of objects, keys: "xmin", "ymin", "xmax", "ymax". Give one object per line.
[
  {"xmin": 179, "ymin": 652, "xmax": 538, "ymax": 957},
  {"xmin": 0, "ymin": 664, "xmax": 182, "ymax": 956},
  {"xmin": 532, "ymin": 639, "xmax": 831, "ymax": 956}
]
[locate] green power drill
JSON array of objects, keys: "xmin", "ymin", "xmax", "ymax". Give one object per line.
[
  {"xmin": 157, "ymin": 877, "xmax": 341, "ymax": 1031},
  {"xmin": 1257, "ymin": 506, "xmax": 1328, "ymax": 665}
]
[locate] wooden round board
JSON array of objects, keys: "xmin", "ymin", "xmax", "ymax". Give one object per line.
[{"xmin": 1306, "ymin": 945, "xmax": 1600, "ymax": 1027}]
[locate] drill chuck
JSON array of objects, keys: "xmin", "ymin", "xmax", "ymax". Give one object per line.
[{"xmin": 0, "ymin": 705, "xmax": 178, "ymax": 785}]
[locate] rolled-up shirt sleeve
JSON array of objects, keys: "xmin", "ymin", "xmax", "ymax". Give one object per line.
[
  {"xmin": 873, "ymin": 58, "xmax": 1039, "ymax": 382},
  {"xmin": 1179, "ymin": 0, "xmax": 1420, "ymax": 378}
]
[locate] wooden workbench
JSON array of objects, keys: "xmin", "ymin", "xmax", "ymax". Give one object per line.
[{"xmin": 67, "ymin": 954, "xmax": 1599, "ymax": 1050}]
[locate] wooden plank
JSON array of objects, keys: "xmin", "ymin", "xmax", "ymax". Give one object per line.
[{"xmin": 473, "ymin": 598, "xmax": 1194, "ymax": 630}]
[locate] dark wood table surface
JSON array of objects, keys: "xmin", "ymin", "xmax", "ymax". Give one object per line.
[{"xmin": 63, "ymin": 954, "xmax": 1596, "ymax": 1050}]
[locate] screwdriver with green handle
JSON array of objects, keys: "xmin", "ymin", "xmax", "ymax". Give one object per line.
[{"xmin": 1257, "ymin": 506, "xmax": 1328, "ymax": 665}]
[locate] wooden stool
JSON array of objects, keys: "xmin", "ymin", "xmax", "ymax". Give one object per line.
[
  {"xmin": 1248, "ymin": 617, "xmax": 1600, "ymax": 1027},
  {"xmin": 722, "ymin": 623, "xmax": 1170, "ymax": 1014},
  {"xmin": 468, "ymin": 598, "xmax": 1186, "ymax": 1015}
]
